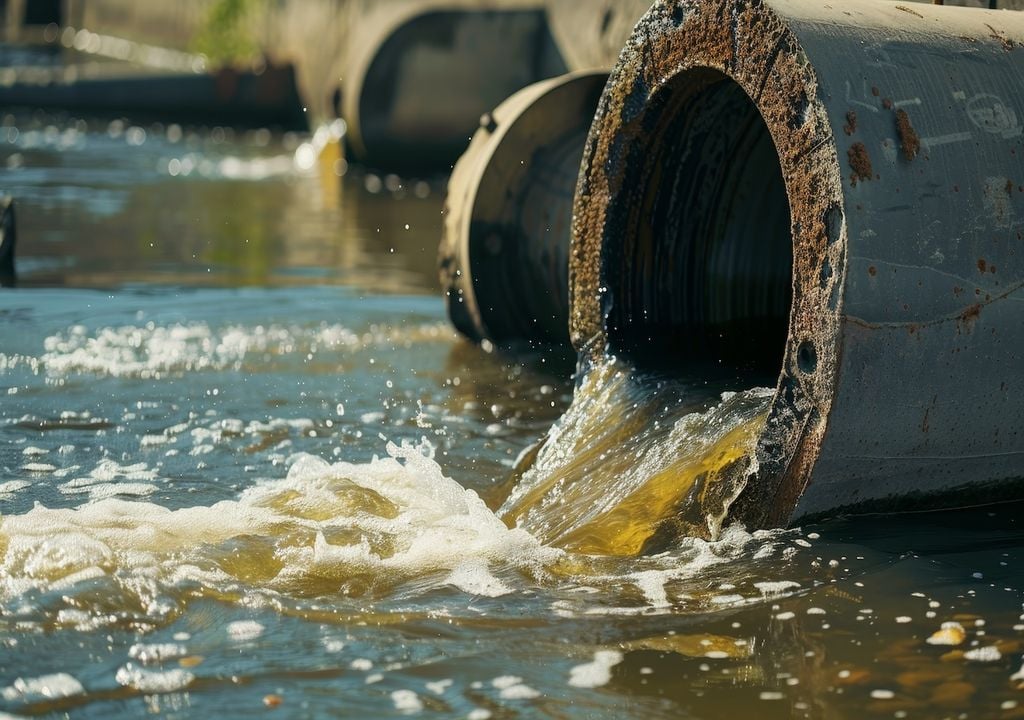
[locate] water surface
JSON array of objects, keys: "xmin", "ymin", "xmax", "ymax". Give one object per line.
[{"xmin": 1, "ymin": 109, "xmax": 1023, "ymax": 720}]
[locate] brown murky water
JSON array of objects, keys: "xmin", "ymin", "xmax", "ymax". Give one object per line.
[{"xmin": 1, "ymin": 77, "xmax": 1023, "ymax": 719}]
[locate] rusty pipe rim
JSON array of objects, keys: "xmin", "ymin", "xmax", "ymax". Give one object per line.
[{"xmin": 570, "ymin": 0, "xmax": 848, "ymax": 527}]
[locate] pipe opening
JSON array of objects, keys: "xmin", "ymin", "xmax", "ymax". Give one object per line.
[
  {"xmin": 356, "ymin": 10, "xmax": 567, "ymax": 172},
  {"xmin": 604, "ymin": 68, "xmax": 792, "ymax": 384},
  {"xmin": 23, "ymin": 0, "xmax": 62, "ymax": 26}
]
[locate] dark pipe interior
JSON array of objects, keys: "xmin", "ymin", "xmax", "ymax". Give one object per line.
[
  {"xmin": 604, "ymin": 68, "xmax": 792, "ymax": 384},
  {"xmin": 471, "ymin": 125, "xmax": 590, "ymax": 345},
  {"xmin": 360, "ymin": 10, "xmax": 567, "ymax": 173},
  {"xmin": 23, "ymin": 0, "xmax": 62, "ymax": 25}
]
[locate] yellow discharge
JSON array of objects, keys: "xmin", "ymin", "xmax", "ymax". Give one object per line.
[
  {"xmin": 316, "ymin": 136, "xmax": 343, "ymax": 210},
  {"xmin": 622, "ymin": 633, "xmax": 753, "ymax": 659},
  {"xmin": 499, "ymin": 364, "xmax": 654, "ymax": 530},
  {"xmin": 500, "ymin": 359, "xmax": 772, "ymax": 556},
  {"xmin": 1, "ymin": 359, "xmax": 773, "ymax": 632},
  {"xmin": 556, "ymin": 417, "xmax": 765, "ymax": 556}
]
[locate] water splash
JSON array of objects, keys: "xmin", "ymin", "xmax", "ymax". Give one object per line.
[
  {"xmin": 0, "ymin": 330, "xmax": 784, "ymax": 634},
  {"xmin": 0, "ymin": 440, "xmax": 560, "ymax": 631},
  {"xmin": 1, "ymin": 320, "xmax": 449, "ymax": 379},
  {"xmin": 0, "ymin": 432, "xmax": 806, "ymax": 636},
  {"xmin": 500, "ymin": 359, "xmax": 772, "ymax": 555}
]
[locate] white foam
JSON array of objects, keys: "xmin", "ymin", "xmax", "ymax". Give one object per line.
[
  {"xmin": 444, "ymin": 560, "xmax": 513, "ymax": 597},
  {"xmin": 50, "ymin": 566, "xmax": 107, "ymax": 592},
  {"xmin": 56, "ymin": 607, "xmax": 101, "ymax": 629},
  {"xmin": 0, "ymin": 434, "xmax": 804, "ymax": 632},
  {"xmin": 0, "ymin": 438, "xmax": 560, "ymax": 617},
  {"xmin": 128, "ymin": 642, "xmax": 188, "ymax": 664},
  {"xmin": 711, "ymin": 594, "xmax": 747, "ymax": 605},
  {"xmin": 226, "ymin": 620, "xmax": 265, "ymax": 642},
  {"xmin": 391, "ymin": 689, "xmax": 423, "ymax": 714},
  {"xmin": 425, "ymin": 679, "xmax": 452, "ymax": 695},
  {"xmin": 568, "ymin": 650, "xmax": 623, "ymax": 688},
  {"xmin": 57, "ymin": 459, "xmax": 160, "ymax": 501},
  {"xmin": 488, "ymin": 676, "xmax": 542, "ymax": 699},
  {"xmin": 1, "ymin": 673, "xmax": 84, "ymax": 702},
  {"xmin": 276, "ymin": 442, "xmax": 560, "ymax": 581},
  {"xmin": 322, "ymin": 637, "xmax": 345, "ymax": 653},
  {"xmin": 59, "ymin": 481, "xmax": 158, "ymax": 500},
  {"xmin": 491, "ymin": 676, "xmax": 522, "ymax": 690},
  {"xmin": 33, "ymin": 321, "xmax": 446, "ymax": 379},
  {"xmin": 0, "ymin": 480, "xmax": 31, "ymax": 499},
  {"xmin": 964, "ymin": 646, "xmax": 1001, "ymax": 662},
  {"xmin": 754, "ymin": 580, "xmax": 801, "ymax": 596},
  {"xmin": 630, "ymin": 571, "xmax": 671, "ymax": 608},
  {"xmin": 499, "ymin": 683, "xmax": 540, "ymax": 700},
  {"xmin": 115, "ymin": 664, "xmax": 194, "ymax": 693}
]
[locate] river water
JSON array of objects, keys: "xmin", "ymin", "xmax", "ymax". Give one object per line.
[{"xmin": 1, "ymin": 105, "xmax": 1023, "ymax": 720}]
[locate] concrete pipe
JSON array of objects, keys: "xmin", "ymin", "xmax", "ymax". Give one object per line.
[
  {"xmin": 571, "ymin": 0, "xmax": 1024, "ymax": 525},
  {"xmin": 440, "ymin": 71, "xmax": 608, "ymax": 346},
  {"xmin": 545, "ymin": 0, "xmax": 662, "ymax": 71},
  {"xmin": 341, "ymin": 3, "xmax": 568, "ymax": 173}
]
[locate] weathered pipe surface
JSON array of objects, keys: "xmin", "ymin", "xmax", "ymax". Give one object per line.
[
  {"xmin": 342, "ymin": 4, "xmax": 568, "ymax": 172},
  {"xmin": 545, "ymin": 0, "xmax": 661, "ymax": 71},
  {"xmin": 440, "ymin": 71, "xmax": 607, "ymax": 346},
  {"xmin": 571, "ymin": 0, "xmax": 1024, "ymax": 525}
]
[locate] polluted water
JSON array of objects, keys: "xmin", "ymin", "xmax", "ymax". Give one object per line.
[{"xmin": 1, "ymin": 110, "xmax": 1024, "ymax": 720}]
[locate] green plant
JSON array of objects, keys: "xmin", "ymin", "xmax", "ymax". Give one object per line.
[{"xmin": 192, "ymin": 0, "xmax": 262, "ymax": 67}]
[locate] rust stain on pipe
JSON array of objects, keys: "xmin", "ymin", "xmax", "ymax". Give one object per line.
[
  {"xmin": 895, "ymin": 109, "xmax": 920, "ymax": 161},
  {"xmin": 848, "ymin": 142, "xmax": 874, "ymax": 182}
]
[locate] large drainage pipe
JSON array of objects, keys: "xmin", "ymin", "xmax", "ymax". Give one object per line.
[
  {"xmin": 571, "ymin": 0, "xmax": 1024, "ymax": 525},
  {"xmin": 439, "ymin": 70, "xmax": 608, "ymax": 346},
  {"xmin": 341, "ymin": 3, "xmax": 568, "ymax": 173}
]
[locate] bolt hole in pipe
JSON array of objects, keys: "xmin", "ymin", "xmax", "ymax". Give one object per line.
[
  {"xmin": 796, "ymin": 341, "xmax": 817, "ymax": 375},
  {"xmin": 605, "ymin": 68, "xmax": 792, "ymax": 387}
]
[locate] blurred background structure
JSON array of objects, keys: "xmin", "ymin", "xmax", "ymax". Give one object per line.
[{"xmin": 1, "ymin": 0, "xmax": 1020, "ymax": 171}]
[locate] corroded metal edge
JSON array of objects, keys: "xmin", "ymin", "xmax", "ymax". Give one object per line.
[{"xmin": 569, "ymin": 0, "xmax": 849, "ymax": 528}]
